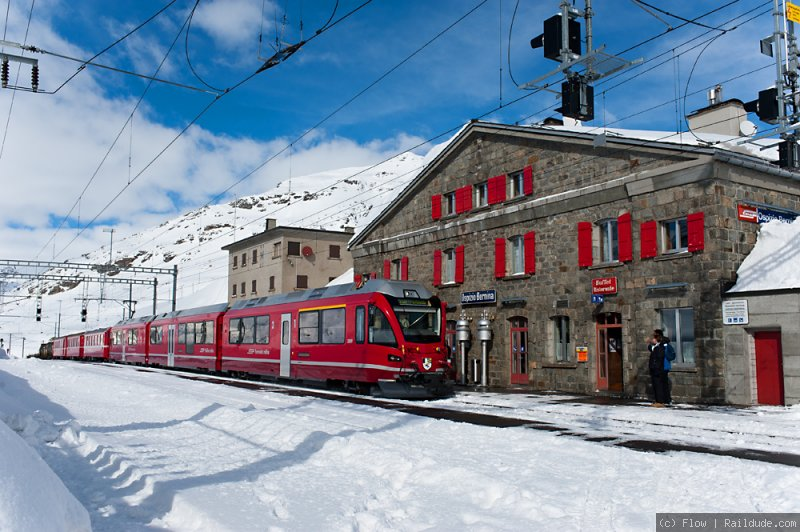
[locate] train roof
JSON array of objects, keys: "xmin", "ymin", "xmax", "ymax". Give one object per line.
[
  {"xmin": 112, "ymin": 314, "xmax": 156, "ymax": 328},
  {"xmin": 229, "ymin": 279, "xmax": 434, "ymax": 311},
  {"xmin": 151, "ymin": 302, "xmax": 229, "ymax": 322}
]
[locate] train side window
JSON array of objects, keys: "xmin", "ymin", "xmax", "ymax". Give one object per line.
[
  {"xmin": 369, "ymin": 305, "xmax": 397, "ymax": 347},
  {"xmin": 205, "ymin": 320, "xmax": 215, "ymax": 344},
  {"xmin": 178, "ymin": 323, "xmax": 186, "ymax": 345},
  {"xmin": 256, "ymin": 315, "xmax": 270, "ymax": 344},
  {"xmin": 185, "ymin": 322, "xmax": 196, "ymax": 345},
  {"xmin": 355, "ymin": 306, "xmax": 365, "ymax": 344},
  {"xmin": 228, "ymin": 318, "xmax": 244, "ymax": 344},
  {"xmin": 321, "ymin": 308, "xmax": 345, "ymax": 344},
  {"xmin": 299, "ymin": 311, "xmax": 319, "ymax": 344},
  {"xmin": 242, "ymin": 317, "xmax": 256, "ymax": 344}
]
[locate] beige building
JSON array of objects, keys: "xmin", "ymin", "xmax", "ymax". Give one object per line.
[{"xmin": 222, "ymin": 219, "xmax": 354, "ymax": 303}]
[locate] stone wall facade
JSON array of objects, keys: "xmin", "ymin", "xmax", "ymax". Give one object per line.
[{"xmin": 351, "ymin": 122, "xmax": 800, "ymax": 404}]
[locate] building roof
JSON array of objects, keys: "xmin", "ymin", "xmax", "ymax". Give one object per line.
[
  {"xmin": 728, "ymin": 217, "xmax": 800, "ymax": 293},
  {"xmin": 349, "ymin": 119, "xmax": 793, "ymax": 248},
  {"xmin": 222, "ymin": 225, "xmax": 355, "ymax": 252}
]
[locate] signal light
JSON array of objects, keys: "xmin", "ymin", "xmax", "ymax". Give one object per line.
[
  {"xmin": 744, "ymin": 88, "xmax": 780, "ymax": 124},
  {"xmin": 36, "ymin": 306, "xmax": 42, "ymax": 322},
  {"xmin": 81, "ymin": 307, "xmax": 87, "ymax": 322},
  {"xmin": 558, "ymin": 76, "xmax": 594, "ymax": 122},
  {"xmin": 530, "ymin": 14, "xmax": 581, "ymax": 62}
]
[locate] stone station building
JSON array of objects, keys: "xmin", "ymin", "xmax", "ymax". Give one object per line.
[{"xmin": 349, "ymin": 120, "xmax": 800, "ymax": 405}]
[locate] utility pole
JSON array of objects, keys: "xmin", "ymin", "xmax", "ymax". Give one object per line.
[{"xmin": 743, "ymin": 0, "xmax": 800, "ymax": 167}]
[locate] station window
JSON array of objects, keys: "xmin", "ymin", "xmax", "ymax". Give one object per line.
[
  {"xmin": 659, "ymin": 308, "xmax": 695, "ymax": 365},
  {"xmin": 551, "ymin": 316, "xmax": 570, "ymax": 362},
  {"xmin": 597, "ymin": 219, "xmax": 619, "ymax": 263},
  {"xmin": 661, "ymin": 217, "xmax": 688, "ymax": 254},
  {"xmin": 269, "ymin": 276, "xmax": 275, "ymax": 291},
  {"xmin": 509, "ymin": 236, "xmax": 525, "ymax": 275},
  {"xmin": 508, "ymin": 170, "xmax": 524, "ymax": 198},
  {"xmin": 233, "ymin": 255, "xmax": 238, "ymax": 269},
  {"xmin": 273, "ymin": 242, "xmax": 281, "ymax": 258},
  {"xmin": 241, "ymin": 252, "xmax": 247, "ymax": 267},
  {"xmin": 232, "ymin": 284, "xmax": 237, "ymax": 297},
  {"xmin": 251, "ymin": 280, "xmax": 257, "ymax": 294},
  {"xmin": 288, "ymin": 241, "xmax": 301, "ymax": 256},
  {"xmin": 252, "ymin": 249, "xmax": 258, "ymax": 264},
  {"xmin": 330, "ymin": 245, "xmax": 341, "ymax": 259},
  {"xmin": 297, "ymin": 275, "xmax": 308, "ymax": 289},
  {"xmin": 240, "ymin": 282, "xmax": 246, "ymax": 296},
  {"xmin": 474, "ymin": 181, "xmax": 488, "ymax": 208},
  {"xmin": 442, "ymin": 191, "xmax": 457, "ymax": 217},
  {"xmin": 443, "ymin": 248, "xmax": 457, "ymax": 283}
]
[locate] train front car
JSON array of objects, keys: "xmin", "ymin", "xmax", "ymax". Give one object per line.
[{"xmin": 367, "ymin": 280, "xmax": 454, "ymax": 399}]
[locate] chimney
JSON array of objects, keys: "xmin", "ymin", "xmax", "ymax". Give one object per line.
[
  {"xmin": 344, "ymin": 226, "xmax": 355, "ymax": 234},
  {"xmin": 265, "ymin": 218, "xmax": 277, "ymax": 231},
  {"xmin": 686, "ymin": 84, "xmax": 753, "ymax": 137}
]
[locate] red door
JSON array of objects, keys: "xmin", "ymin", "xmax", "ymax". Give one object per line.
[
  {"xmin": 755, "ymin": 331, "xmax": 784, "ymax": 405},
  {"xmin": 510, "ymin": 317, "xmax": 528, "ymax": 384}
]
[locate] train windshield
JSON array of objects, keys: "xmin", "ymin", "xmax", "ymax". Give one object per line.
[{"xmin": 390, "ymin": 298, "xmax": 441, "ymax": 344}]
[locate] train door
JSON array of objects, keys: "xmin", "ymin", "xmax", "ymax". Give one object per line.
[
  {"xmin": 280, "ymin": 313, "xmax": 292, "ymax": 378},
  {"xmin": 168, "ymin": 325, "xmax": 175, "ymax": 367},
  {"xmin": 596, "ymin": 313, "xmax": 623, "ymax": 393},
  {"xmin": 755, "ymin": 331, "xmax": 784, "ymax": 405}
]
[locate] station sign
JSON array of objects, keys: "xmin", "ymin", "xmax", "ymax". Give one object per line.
[
  {"xmin": 722, "ymin": 300, "xmax": 749, "ymax": 325},
  {"xmin": 591, "ymin": 294, "xmax": 604, "ymax": 304},
  {"xmin": 461, "ymin": 290, "xmax": 497, "ymax": 305},
  {"xmin": 591, "ymin": 277, "xmax": 618, "ymax": 295},
  {"xmin": 737, "ymin": 203, "xmax": 797, "ymax": 224}
]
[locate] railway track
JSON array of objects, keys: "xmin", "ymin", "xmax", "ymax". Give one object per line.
[{"xmin": 131, "ymin": 366, "xmax": 800, "ymax": 468}]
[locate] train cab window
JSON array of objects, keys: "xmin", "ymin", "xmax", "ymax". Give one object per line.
[
  {"xmin": 355, "ymin": 306, "xmax": 366, "ymax": 344},
  {"xmin": 321, "ymin": 308, "xmax": 345, "ymax": 344},
  {"xmin": 299, "ymin": 311, "xmax": 319, "ymax": 344},
  {"xmin": 369, "ymin": 305, "xmax": 397, "ymax": 347}
]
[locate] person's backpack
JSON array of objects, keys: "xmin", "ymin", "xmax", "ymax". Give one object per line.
[{"xmin": 663, "ymin": 343, "xmax": 676, "ymax": 371}]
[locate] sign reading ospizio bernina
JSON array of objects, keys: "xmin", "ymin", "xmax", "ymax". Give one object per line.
[
  {"xmin": 737, "ymin": 203, "xmax": 798, "ymax": 224},
  {"xmin": 461, "ymin": 290, "xmax": 497, "ymax": 305}
]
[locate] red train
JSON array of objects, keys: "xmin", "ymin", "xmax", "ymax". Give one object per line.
[{"xmin": 51, "ymin": 279, "xmax": 454, "ymax": 398}]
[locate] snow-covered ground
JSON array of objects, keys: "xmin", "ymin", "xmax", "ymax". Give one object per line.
[{"xmin": 1, "ymin": 358, "xmax": 798, "ymax": 531}]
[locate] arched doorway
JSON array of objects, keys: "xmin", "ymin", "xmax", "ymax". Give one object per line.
[{"xmin": 596, "ymin": 313, "xmax": 623, "ymax": 392}]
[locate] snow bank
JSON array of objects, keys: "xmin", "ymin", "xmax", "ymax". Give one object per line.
[
  {"xmin": 730, "ymin": 217, "xmax": 800, "ymax": 292},
  {"xmin": 0, "ymin": 415, "xmax": 91, "ymax": 532}
]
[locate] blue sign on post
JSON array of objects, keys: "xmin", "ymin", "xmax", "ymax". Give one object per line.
[{"xmin": 592, "ymin": 294, "xmax": 604, "ymax": 304}]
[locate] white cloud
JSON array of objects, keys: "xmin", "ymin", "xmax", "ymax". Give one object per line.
[{"xmin": 193, "ymin": 0, "xmax": 271, "ymax": 51}]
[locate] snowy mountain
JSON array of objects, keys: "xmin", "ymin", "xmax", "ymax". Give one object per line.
[{"xmin": 2, "ymin": 149, "xmax": 439, "ymax": 356}]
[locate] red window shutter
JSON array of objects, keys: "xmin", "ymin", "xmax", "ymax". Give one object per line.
[
  {"xmin": 401, "ymin": 256, "xmax": 409, "ymax": 280},
  {"xmin": 524, "ymin": 231, "xmax": 536, "ymax": 274},
  {"xmin": 487, "ymin": 176, "xmax": 498, "ymax": 205},
  {"xmin": 494, "ymin": 238, "xmax": 506, "ymax": 278},
  {"xmin": 383, "ymin": 260, "xmax": 391, "ymax": 279},
  {"xmin": 687, "ymin": 212, "xmax": 705, "ymax": 252},
  {"xmin": 640, "ymin": 220, "xmax": 658, "ymax": 259},
  {"xmin": 456, "ymin": 186, "xmax": 472, "ymax": 214},
  {"xmin": 492, "ymin": 175, "xmax": 507, "ymax": 203},
  {"xmin": 523, "ymin": 165, "xmax": 534, "ymax": 196},
  {"xmin": 618, "ymin": 212, "xmax": 633, "ymax": 262},
  {"xmin": 431, "ymin": 195, "xmax": 442, "ymax": 220},
  {"xmin": 578, "ymin": 222, "xmax": 593, "ymax": 267},
  {"xmin": 433, "ymin": 250, "xmax": 442, "ymax": 286},
  {"xmin": 455, "ymin": 245, "xmax": 465, "ymax": 283}
]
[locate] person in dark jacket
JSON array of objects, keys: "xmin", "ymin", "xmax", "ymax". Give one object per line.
[{"xmin": 647, "ymin": 329, "xmax": 674, "ymax": 406}]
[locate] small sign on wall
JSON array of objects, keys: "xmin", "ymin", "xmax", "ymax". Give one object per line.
[
  {"xmin": 576, "ymin": 346, "xmax": 588, "ymax": 362},
  {"xmin": 722, "ymin": 300, "xmax": 749, "ymax": 325}
]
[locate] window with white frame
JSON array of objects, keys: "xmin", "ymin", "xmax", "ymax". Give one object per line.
[
  {"xmin": 391, "ymin": 258, "xmax": 402, "ymax": 280},
  {"xmin": 443, "ymin": 191, "xmax": 457, "ymax": 216},
  {"xmin": 474, "ymin": 181, "xmax": 488, "ymax": 208},
  {"xmin": 661, "ymin": 217, "xmax": 688, "ymax": 253},
  {"xmin": 509, "ymin": 235, "xmax": 525, "ymax": 275},
  {"xmin": 443, "ymin": 248, "xmax": 456, "ymax": 284},
  {"xmin": 508, "ymin": 170, "xmax": 524, "ymax": 198},
  {"xmin": 659, "ymin": 307, "xmax": 695, "ymax": 365},
  {"xmin": 552, "ymin": 316, "xmax": 570, "ymax": 362},
  {"xmin": 597, "ymin": 219, "xmax": 619, "ymax": 263}
]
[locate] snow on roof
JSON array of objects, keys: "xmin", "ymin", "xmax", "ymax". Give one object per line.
[{"xmin": 729, "ymin": 217, "xmax": 800, "ymax": 293}]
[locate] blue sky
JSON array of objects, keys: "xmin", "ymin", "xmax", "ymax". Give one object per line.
[{"xmin": 0, "ymin": 0, "xmax": 779, "ymax": 260}]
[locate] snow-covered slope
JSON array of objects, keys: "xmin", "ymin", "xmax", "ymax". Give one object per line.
[{"xmin": 3, "ymin": 151, "xmax": 430, "ymax": 356}]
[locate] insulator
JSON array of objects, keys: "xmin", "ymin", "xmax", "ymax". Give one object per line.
[
  {"xmin": 1, "ymin": 59, "xmax": 9, "ymax": 88},
  {"xmin": 31, "ymin": 64, "xmax": 39, "ymax": 92}
]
